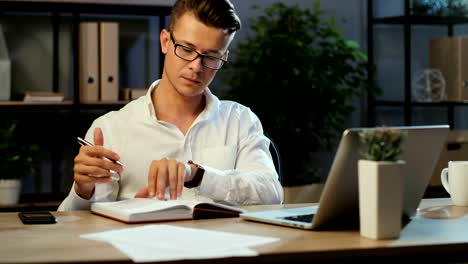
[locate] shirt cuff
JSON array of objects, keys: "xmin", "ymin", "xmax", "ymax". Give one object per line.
[
  {"xmin": 61, "ymin": 183, "xmax": 95, "ymax": 211},
  {"xmin": 199, "ymin": 166, "xmax": 230, "ymax": 201}
]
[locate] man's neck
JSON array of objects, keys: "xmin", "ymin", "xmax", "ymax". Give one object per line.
[{"xmin": 152, "ymin": 80, "xmax": 206, "ymax": 134}]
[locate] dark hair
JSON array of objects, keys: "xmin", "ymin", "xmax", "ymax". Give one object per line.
[{"xmin": 169, "ymin": 0, "xmax": 241, "ymax": 34}]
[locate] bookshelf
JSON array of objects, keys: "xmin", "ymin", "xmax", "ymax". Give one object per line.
[
  {"xmin": 0, "ymin": 0, "xmax": 173, "ymax": 209},
  {"xmin": 367, "ymin": 0, "xmax": 468, "ymax": 128}
]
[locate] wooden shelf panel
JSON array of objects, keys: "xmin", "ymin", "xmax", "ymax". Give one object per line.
[
  {"xmin": 2, "ymin": 0, "xmax": 174, "ymax": 6},
  {"xmin": 0, "ymin": 100, "xmax": 130, "ymax": 112},
  {"xmin": 373, "ymin": 15, "xmax": 468, "ymax": 25},
  {"xmin": 0, "ymin": 0, "xmax": 173, "ymax": 15},
  {"xmin": 0, "ymin": 100, "xmax": 73, "ymax": 106},
  {"xmin": 0, "ymin": 192, "xmax": 66, "ymax": 212},
  {"xmin": 0, "ymin": 201, "xmax": 61, "ymax": 212},
  {"xmin": 0, "ymin": 100, "xmax": 129, "ymax": 106},
  {"xmin": 375, "ymin": 100, "xmax": 468, "ymax": 107},
  {"xmin": 79, "ymin": 100, "xmax": 129, "ymax": 106}
]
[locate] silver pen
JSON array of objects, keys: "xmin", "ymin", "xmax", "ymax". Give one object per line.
[{"xmin": 77, "ymin": 137, "xmax": 124, "ymax": 166}]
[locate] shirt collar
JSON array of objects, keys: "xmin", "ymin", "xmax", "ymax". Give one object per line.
[{"xmin": 144, "ymin": 79, "xmax": 219, "ymax": 123}]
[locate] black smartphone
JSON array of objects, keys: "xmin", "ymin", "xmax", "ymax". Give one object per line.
[{"xmin": 18, "ymin": 211, "xmax": 57, "ymax": 224}]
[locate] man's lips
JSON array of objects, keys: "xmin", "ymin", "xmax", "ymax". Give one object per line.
[{"xmin": 182, "ymin": 76, "xmax": 201, "ymax": 84}]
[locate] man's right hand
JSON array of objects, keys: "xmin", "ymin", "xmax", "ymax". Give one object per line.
[{"xmin": 73, "ymin": 127, "xmax": 123, "ymax": 199}]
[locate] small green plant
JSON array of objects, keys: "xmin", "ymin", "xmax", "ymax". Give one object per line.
[
  {"xmin": 358, "ymin": 128, "xmax": 407, "ymax": 162},
  {"xmin": 0, "ymin": 119, "xmax": 39, "ymax": 180}
]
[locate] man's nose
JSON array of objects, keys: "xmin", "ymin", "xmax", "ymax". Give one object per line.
[{"xmin": 188, "ymin": 55, "xmax": 204, "ymax": 72}]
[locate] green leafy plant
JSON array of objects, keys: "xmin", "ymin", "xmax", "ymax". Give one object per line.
[
  {"xmin": 222, "ymin": 2, "xmax": 380, "ymax": 185},
  {"xmin": 358, "ymin": 128, "xmax": 407, "ymax": 162},
  {"xmin": 0, "ymin": 119, "xmax": 39, "ymax": 180}
]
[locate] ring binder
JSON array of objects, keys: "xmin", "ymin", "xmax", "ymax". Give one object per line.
[
  {"xmin": 79, "ymin": 22, "xmax": 99, "ymax": 102},
  {"xmin": 99, "ymin": 22, "xmax": 119, "ymax": 101},
  {"xmin": 0, "ymin": 24, "xmax": 11, "ymax": 101}
]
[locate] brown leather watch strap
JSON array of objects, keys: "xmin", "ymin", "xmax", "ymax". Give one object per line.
[{"xmin": 185, "ymin": 160, "xmax": 205, "ymax": 188}]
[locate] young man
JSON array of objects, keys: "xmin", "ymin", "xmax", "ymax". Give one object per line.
[{"xmin": 59, "ymin": 0, "xmax": 283, "ymax": 211}]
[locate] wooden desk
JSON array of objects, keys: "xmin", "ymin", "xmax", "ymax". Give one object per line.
[{"xmin": 1, "ymin": 198, "xmax": 468, "ymax": 263}]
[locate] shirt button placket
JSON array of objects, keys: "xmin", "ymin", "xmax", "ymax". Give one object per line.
[{"xmin": 183, "ymin": 133, "xmax": 192, "ymax": 161}]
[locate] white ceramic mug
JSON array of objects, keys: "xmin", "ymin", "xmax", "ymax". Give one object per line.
[{"xmin": 440, "ymin": 161, "xmax": 468, "ymax": 206}]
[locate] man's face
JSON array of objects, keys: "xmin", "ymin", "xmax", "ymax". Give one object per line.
[{"xmin": 160, "ymin": 12, "xmax": 234, "ymax": 97}]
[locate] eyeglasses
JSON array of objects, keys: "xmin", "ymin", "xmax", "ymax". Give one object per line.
[{"xmin": 169, "ymin": 32, "xmax": 227, "ymax": 70}]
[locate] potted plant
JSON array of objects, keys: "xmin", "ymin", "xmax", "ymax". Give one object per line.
[
  {"xmin": 222, "ymin": 2, "xmax": 379, "ymax": 187},
  {"xmin": 0, "ymin": 118, "xmax": 39, "ymax": 205},
  {"xmin": 357, "ymin": 127, "xmax": 407, "ymax": 240}
]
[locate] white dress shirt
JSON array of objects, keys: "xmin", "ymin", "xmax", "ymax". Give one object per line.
[{"xmin": 58, "ymin": 80, "xmax": 284, "ymax": 211}]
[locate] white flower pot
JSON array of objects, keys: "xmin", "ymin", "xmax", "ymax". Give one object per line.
[
  {"xmin": 358, "ymin": 160, "xmax": 405, "ymax": 240},
  {"xmin": 0, "ymin": 179, "xmax": 21, "ymax": 205}
]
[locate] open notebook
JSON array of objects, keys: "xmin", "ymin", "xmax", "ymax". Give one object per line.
[{"xmin": 240, "ymin": 125, "xmax": 449, "ymax": 230}]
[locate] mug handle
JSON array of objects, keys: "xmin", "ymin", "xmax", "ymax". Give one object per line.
[{"xmin": 440, "ymin": 168, "xmax": 451, "ymax": 194}]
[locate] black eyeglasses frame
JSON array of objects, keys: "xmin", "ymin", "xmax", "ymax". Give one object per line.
[{"xmin": 169, "ymin": 32, "xmax": 227, "ymax": 70}]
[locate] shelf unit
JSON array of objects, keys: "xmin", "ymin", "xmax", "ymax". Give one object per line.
[
  {"xmin": 367, "ymin": 0, "xmax": 468, "ymax": 128},
  {"xmin": 0, "ymin": 0, "xmax": 173, "ymax": 207}
]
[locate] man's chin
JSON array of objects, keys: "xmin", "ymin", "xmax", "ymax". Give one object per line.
[{"xmin": 176, "ymin": 84, "xmax": 204, "ymax": 97}]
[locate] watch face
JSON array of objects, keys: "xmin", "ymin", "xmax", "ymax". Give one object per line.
[{"xmin": 189, "ymin": 160, "xmax": 203, "ymax": 169}]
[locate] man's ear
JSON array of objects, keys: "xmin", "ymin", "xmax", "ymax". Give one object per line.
[{"xmin": 160, "ymin": 29, "xmax": 170, "ymax": 55}]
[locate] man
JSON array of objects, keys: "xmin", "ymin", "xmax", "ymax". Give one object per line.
[{"xmin": 59, "ymin": 0, "xmax": 283, "ymax": 211}]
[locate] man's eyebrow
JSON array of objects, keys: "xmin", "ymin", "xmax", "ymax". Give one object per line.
[{"xmin": 180, "ymin": 39, "xmax": 224, "ymax": 56}]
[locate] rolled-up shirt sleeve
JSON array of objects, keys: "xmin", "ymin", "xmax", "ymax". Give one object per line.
[
  {"xmin": 199, "ymin": 109, "xmax": 284, "ymax": 205},
  {"xmin": 57, "ymin": 183, "xmax": 94, "ymax": 211}
]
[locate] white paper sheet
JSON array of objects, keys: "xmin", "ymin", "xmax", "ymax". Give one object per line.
[
  {"xmin": 81, "ymin": 224, "xmax": 279, "ymax": 262},
  {"xmin": 110, "ymin": 241, "xmax": 258, "ymax": 262}
]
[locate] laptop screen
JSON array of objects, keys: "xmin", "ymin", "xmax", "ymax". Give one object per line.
[
  {"xmin": 240, "ymin": 125, "xmax": 449, "ymax": 230},
  {"xmin": 312, "ymin": 125, "xmax": 449, "ymax": 229}
]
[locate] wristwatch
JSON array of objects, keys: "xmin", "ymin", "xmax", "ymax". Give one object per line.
[{"xmin": 185, "ymin": 160, "xmax": 205, "ymax": 188}]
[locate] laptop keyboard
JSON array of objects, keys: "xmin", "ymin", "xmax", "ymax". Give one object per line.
[{"xmin": 281, "ymin": 213, "xmax": 314, "ymax": 223}]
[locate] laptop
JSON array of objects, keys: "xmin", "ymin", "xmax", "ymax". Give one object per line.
[{"xmin": 240, "ymin": 125, "xmax": 449, "ymax": 230}]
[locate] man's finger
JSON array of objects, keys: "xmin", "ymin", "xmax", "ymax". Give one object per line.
[
  {"xmin": 177, "ymin": 163, "xmax": 188, "ymax": 198},
  {"xmin": 148, "ymin": 161, "xmax": 158, "ymax": 198},
  {"xmin": 157, "ymin": 159, "xmax": 168, "ymax": 200},
  {"xmin": 74, "ymin": 162, "xmax": 113, "ymax": 178},
  {"xmin": 94, "ymin": 127, "xmax": 104, "ymax": 146},
  {"xmin": 168, "ymin": 160, "xmax": 178, "ymax": 200},
  {"xmin": 135, "ymin": 188, "xmax": 149, "ymax": 198}
]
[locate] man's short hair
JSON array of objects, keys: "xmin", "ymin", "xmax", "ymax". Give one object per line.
[{"xmin": 169, "ymin": 0, "xmax": 241, "ymax": 34}]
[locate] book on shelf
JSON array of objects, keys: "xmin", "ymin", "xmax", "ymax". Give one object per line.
[
  {"xmin": 0, "ymin": 24, "xmax": 10, "ymax": 101},
  {"xmin": 430, "ymin": 37, "xmax": 468, "ymax": 101},
  {"xmin": 99, "ymin": 22, "xmax": 119, "ymax": 101},
  {"xmin": 91, "ymin": 196, "xmax": 245, "ymax": 224},
  {"xmin": 23, "ymin": 91, "xmax": 64, "ymax": 102},
  {"xmin": 130, "ymin": 88, "xmax": 147, "ymax": 100},
  {"xmin": 122, "ymin": 88, "xmax": 148, "ymax": 101},
  {"xmin": 79, "ymin": 22, "xmax": 99, "ymax": 102},
  {"xmin": 79, "ymin": 21, "xmax": 120, "ymax": 102}
]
